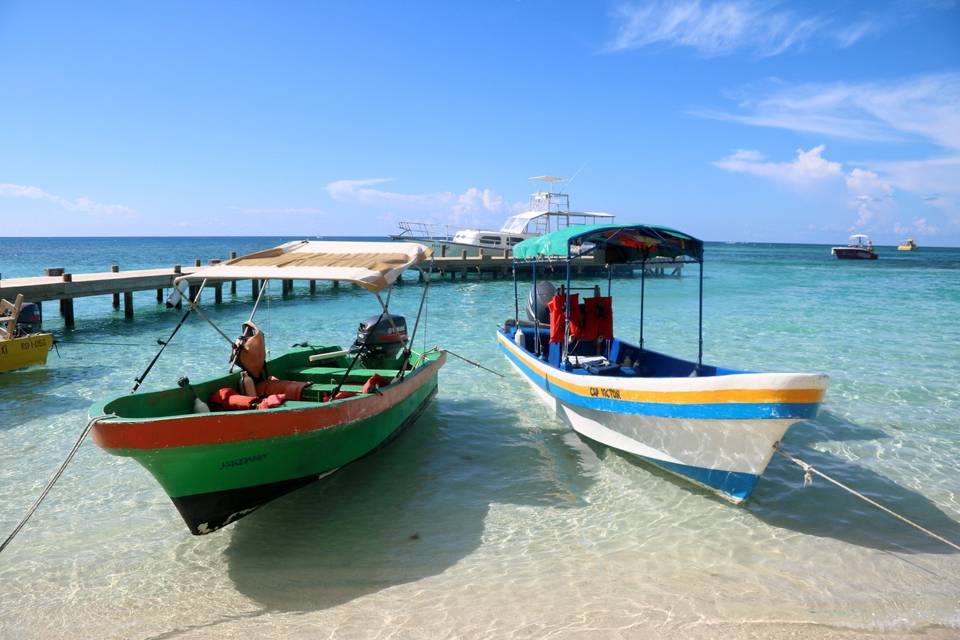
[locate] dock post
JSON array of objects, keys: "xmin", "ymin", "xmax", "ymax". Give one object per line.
[
  {"xmin": 156, "ymin": 288, "xmax": 163, "ymax": 303},
  {"xmin": 173, "ymin": 265, "xmax": 183, "ymax": 307},
  {"xmin": 441, "ymin": 245, "xmax": 447, "ymax": 257},
  {"xmin": 309, "ymin": 280, "xmax": 316, "ymax": 294},
  {"xmin": 61, "ymin": 273, "xmax": 74, "ymax": 328},
  {"xmin": 111, "ymin": 265, "xmax": 120, "ymax": 308},
  {"xmin": 282, "ymin": 279, "xmax": 292, "ymax": 297},
  {"xmin": 123, "ymin": 291, "xmax": 134, "ymax": 318},
  {"xmin": 189, "ymin": 284, "xmax": 200, "ymax": 302},
  {"xmin": 214, "ymin": 284, "xmax": 223, "ymax": 304},
  {"xmin": 252, "ymin": 279, "xmax": 259, "ymax": 297},
  {"xmin": 333, "ymin": 280, "xmax": 339, "ymax": 289},
  {"xmin": 229, "ymin": 252, "xmax": 237, "ymax": 295}
]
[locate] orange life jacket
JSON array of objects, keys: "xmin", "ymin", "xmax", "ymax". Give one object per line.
[
  {"xmin": 583, "ymin": 296, "xmax": 614, "ymax": 341},
  {"xmin": 547, "ymin": 293, "xmax": 584, "ymax": 343}
]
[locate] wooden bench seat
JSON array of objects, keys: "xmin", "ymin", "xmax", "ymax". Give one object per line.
[{"xmin": 289, "ymin": 367, "xmax": 400, "ymax": 384}]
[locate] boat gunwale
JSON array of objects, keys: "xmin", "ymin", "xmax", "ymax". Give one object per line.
[
  {"xmin": 90, "ymin": 349, "xmax": 445, "ymax": 427},
  {"xmin": 496, "ymin": 330, "xmax": 828, "ymax": 396}
]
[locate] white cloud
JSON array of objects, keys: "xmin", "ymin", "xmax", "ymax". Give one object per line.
[
  {"xmin": 325, "ymin": 178, "xmax": 522, "ymax": 225},
  {"xmin": 699, "ymin": 73, "xmax": 960, "ymax": 149},
  {"xmin": 235, "ymin": 207, "xmax": 326, "ymax": 215},
  {"xmin": 0, "ymin": 183, "xmax": 134, "ymax": 216},
  {"xmin": 604, "ymin": 1, "xmax": 892, "ymax": 56},
  {"xmin": 713, "ymin": 145, "xmax": 843, "ymax": 185}
]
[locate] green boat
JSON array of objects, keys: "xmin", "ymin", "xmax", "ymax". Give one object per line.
[{"xmin": 90, "ymin": 240, "xmax": 445, "ymax": 535}]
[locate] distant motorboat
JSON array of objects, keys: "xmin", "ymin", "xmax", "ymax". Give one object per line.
[
  {"xmin": 832, "ymin": 234, "xmax": 878, "ymax": 260},
  {"xmin": 897, "ymin": 238, "xmax": 918, "ymax": 251},
  {"xmin": 391, "ymin": 177, "xmax": 615, "ymax": 257}
]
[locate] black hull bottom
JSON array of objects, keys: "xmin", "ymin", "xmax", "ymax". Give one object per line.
[{"xmin": 171, "ymin": 387, "xmax": 438, "ymax": 535}]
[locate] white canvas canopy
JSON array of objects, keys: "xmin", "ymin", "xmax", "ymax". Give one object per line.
[{"xmin": 177, "ymin": 240, "xmax": 432, "ymax": 293}]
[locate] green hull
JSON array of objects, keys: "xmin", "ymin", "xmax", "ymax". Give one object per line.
[{"xmin": 91, "ymin": 346, "xmax": 445, "ymax": 533}]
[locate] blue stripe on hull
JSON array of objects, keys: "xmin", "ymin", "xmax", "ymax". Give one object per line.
[
  {"xmin": 498, "ymin": 339, "xmax": 818, "ymax": 421},
  {"xmin": 638, "ymin": 456, "xmax": 760, "ymax": 502}
]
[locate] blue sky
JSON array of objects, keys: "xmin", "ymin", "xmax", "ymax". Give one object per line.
[{"xmin": 1, "ymin": 1, "xmax": 958, "ymax": 244}]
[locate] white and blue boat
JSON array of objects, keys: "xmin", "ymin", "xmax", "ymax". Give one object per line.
[{"xmin": 498, "ymin": 224, "xmax": 828, "ymax": 503}]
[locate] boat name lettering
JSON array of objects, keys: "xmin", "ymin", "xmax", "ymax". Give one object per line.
[
  {"xmin": 589, "ymin": 387, "xmax": 621, "ymax": 400},
  {"xmin": 221, "ymin": 453, "xmax": 268, "ymax": 469}
]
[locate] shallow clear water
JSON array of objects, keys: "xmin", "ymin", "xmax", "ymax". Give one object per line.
[{"xmin": 1, "ymin": 238, "xmax": 958, "ymax": 639}]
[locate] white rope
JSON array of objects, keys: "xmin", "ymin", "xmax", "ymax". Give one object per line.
[
  {"xmin": 774, "ymin": 443, "xmax": 960, "ymax": 553},
  {"xmin": 0, "ymin": 414, "xmax": 114, "ymax": 554}
]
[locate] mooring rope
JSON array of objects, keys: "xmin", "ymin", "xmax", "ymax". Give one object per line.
[
  {"xmin": 442, "ymin": 348, "xmax": 505, "ymax": 378},
  {"xmin": 0, "ymin": 414, "xmax": 114, "ymax": 555},
  {"xmin": 774, "ymin": 443, "xmax": 960, "ymax": 553}
]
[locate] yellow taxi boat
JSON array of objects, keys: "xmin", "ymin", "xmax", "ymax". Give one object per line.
[{"xmin": 0, "ymin": 295, "xmax": 53, "ymax": 373}]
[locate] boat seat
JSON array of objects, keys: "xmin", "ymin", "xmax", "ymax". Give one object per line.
[{"xmin": 289, "ymin": 367, "xmax": 399, "ymax": 384}]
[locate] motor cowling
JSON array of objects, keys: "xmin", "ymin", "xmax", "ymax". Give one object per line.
[
  {"xmin": 353, "ymin": 313, "xmax": 407, "ymax": 363},
  {"xmin": 16, "ymin": 302, "xmax": 41, "ymax": 333}
]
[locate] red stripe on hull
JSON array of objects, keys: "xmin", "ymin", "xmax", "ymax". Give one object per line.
[{"xmin": 92, "ymin": 354, "xmax": 445, "ymax": 450}]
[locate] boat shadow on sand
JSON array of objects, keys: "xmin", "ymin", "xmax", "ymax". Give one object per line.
[
  {"xmin": 746, "ymin": 410, "xmax": 960, "ymax": 555},
  {"xmin": 223, "ymin": 397, "xmax": 596, "ymax": 613}
]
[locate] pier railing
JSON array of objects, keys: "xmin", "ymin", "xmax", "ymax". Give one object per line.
[{"xmin": 394, "ymin": 221, "xmax": 458, "ymax": 241}]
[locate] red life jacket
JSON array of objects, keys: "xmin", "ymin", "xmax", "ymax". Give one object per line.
[
  {"xmin": 208, "ymin": 388, "xmax": 258, "ymax": 411},
  {"xmin": 547, "ymin": 293, "xmax": 583, "ymax": 343},
  {"xmin": 584, "ymin": 296, "xmax": 614, "ymax": 341},
  {"xmin": 255, "ymin": 378, "xmax": 309, "ymax": 401}
]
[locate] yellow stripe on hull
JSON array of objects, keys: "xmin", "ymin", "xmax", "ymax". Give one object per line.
[
  {"xmin": 0, "ymin": 333, "xmax": 53, "ymax": 373},
  {"xmin": 498, "ymin": 332, "xmax": 827, "ymax": 406}
]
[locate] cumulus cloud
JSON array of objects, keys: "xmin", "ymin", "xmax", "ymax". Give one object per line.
[
  {"xmin": 604, "ymin": 1, "xmax": 894, "ymax": 56},
  {"xmin": 325, "ymin": 178, "xmax": 522, "ymax": 225},
  {"xmin": 714, "ymin": 145, "xmax": 914, "ymax": 233},
  {"xmin": 713, "ymin": 145, "xmax": 843, "ymax": 185},
  {"xmin": 0, "ymin": 183, "xmax": 135, "ymax": 216}
]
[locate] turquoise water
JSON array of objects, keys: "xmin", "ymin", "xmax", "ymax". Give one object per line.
[{"xmin": 1, "ymin": 238, "xmax": 959, "ymax": 639}]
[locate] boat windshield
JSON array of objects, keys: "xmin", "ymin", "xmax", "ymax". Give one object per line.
[{"xmin": 500, "ymin": 216, "xmax": 529, "ymax": 234}]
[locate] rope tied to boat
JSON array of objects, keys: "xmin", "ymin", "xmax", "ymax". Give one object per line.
[
  {"xmin": 415, "ymin": 346, "xmax": 504, "ymax": 378},
  {"xmin": 773, "ymin": 442, "xmax": 960, "ymax": 553},
  {"xmin": 0, "ymin": 413, "xmax": 115, "ymax": 555}
]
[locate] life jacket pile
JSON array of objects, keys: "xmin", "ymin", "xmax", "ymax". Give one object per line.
[{"xmin": 547, "ymin": 293, "xmax": 613, "ymax": 343}]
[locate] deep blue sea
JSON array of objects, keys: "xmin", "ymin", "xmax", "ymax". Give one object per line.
[{"xmin": 1, "ymin": 237, "xmax": 959, "ymax": 639}]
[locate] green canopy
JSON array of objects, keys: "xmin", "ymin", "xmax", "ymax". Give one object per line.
[{"xmin": 511, "ymin": 224, "xmax": 704, "ymax": 263}]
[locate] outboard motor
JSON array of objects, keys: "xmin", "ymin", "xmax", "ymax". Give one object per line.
[
  {"xmin": 527, "ymin": 281, "xmax": 556, "ymax": 324},
  {"xmin": 353, "ymin": 313, "xmax": 407, "ymax": 367},
  {"xmin": 16, "ymin": 302, "xmax": 41, "ymax": 333}
]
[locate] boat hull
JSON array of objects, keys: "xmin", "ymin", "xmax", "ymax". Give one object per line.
[
  {"xmin": 832, "ymin": 247, "xmax": 877, "ymax": 260},
  {"xmin": 497, "ymin": 332, "xmax": 826, "ymax": 503},
  {"xmin": 0, "ymin": 333, "xmax": 52, "ymax": 373},
  {"xmin": 91, "ymin": 350, "xmax": 445, "ymax": 534}
]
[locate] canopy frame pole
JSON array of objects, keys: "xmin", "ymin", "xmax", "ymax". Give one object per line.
[
  {"xmin": 513, "ymin": 262, "xmax": 519, "ymax": 326},
  {"xmin": 133, "ymin": 281, "xmax": 206, "ymax": 393},
  {"xmin": 607, "ymin": 261, "xmax": 612, "ymax": 297},
  {"xmin": 375, "ymin": 290, "xmax": 406, "ymax": 352},
  {"xmin": 177, "ymin": 279, "xmax": 236, "ymax": 347},
  {"xmin": 563, "ymin": 258, "xmax": 572, "ymax": 365},
  {"xmin": 640, "ymin": 254, "xmax": 646, "ymax": 354},
  {"xmin": 399, "ymin": 267, "xmax": 431, "ymax": 381},
  {"xmin": 697, "ymin": 259, "xmax": 704, "ymax": 375},
  {"xmin": 532, "ymin": 261, "xmax": 541, "ymax": 357}
]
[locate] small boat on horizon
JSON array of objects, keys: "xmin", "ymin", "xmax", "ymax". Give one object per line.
[
  {"xmin": 498, "ymin": 224, "xmax": 828, "ymax": 503},
  {"xmin": 897, "ymin": 238, "xmax": 918, "ymax": 251},
  {"xmin": 90, "ymin": 240, "xmax": 445, "ymax": 535},
  {"xmin": 832, "ymin": 234, "xmax": 878, "ymax": 260},
  {"xmin": 0, "ymin": 295, "xmax": 52, "ymax": 374},
  {"xmin": 391, "ymin": 176, "xmax": 615, "ymax": 257}
]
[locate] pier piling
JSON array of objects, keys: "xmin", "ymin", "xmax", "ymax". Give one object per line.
[
  {"xmin": 123, "ymin": 291, "xmax": 134, "ymax": 318},
  {"xmin": 111, "ymin": 265, "xmax": 120, "ymax": 308}
]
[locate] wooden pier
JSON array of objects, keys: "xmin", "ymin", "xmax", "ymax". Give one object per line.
[{"xmin": 0, "ymin": 248, "xmax": 680, "ymax": 329}]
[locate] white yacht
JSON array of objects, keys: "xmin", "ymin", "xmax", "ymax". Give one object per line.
[{"xmin": 391, "ymin": 177, "xmax": 615, "ymax": 257}]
